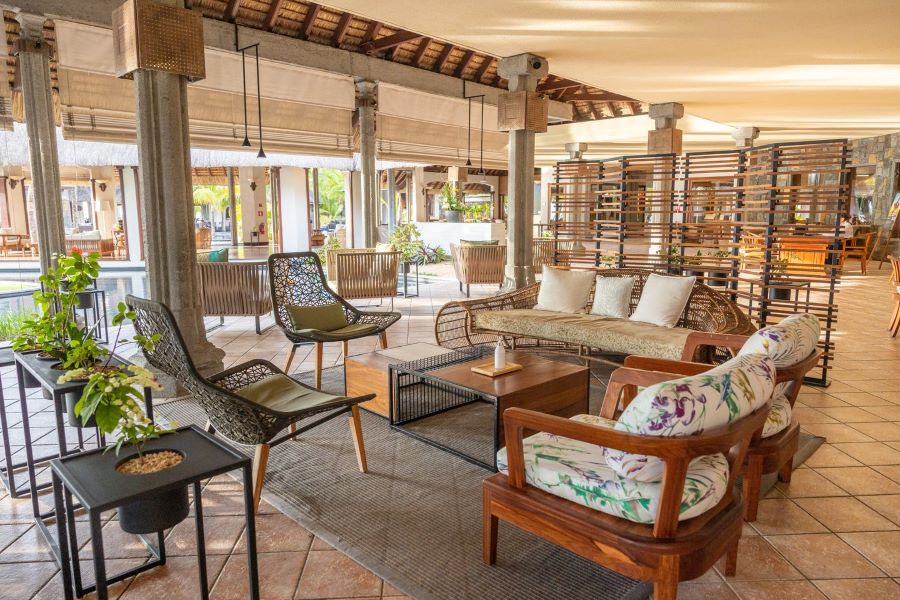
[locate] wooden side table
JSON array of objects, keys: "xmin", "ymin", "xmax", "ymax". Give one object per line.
[{"xmin": 50, "ymin": 425, "xmax": 259, "ymax": 600}]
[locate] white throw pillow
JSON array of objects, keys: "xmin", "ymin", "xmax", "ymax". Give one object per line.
[
  {"xmin": 629, "ymin": 274, "xmax": 696, "ymax": 328},
  {"xmin": 534, "ymin": 266, "xmax": 594, "ymax": 313},
  {"xmin": 590, "ymin": 276, "xmax": 635, "ymax": 319}
]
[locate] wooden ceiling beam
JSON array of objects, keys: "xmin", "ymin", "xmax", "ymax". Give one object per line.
[
  {"xmin": 361, "ymin": 20, "xmax": 381, "ymax": 44},
  {"xmin": 224, "ymin": 0, "xmax": 241, "ymax": 22},
  {"xmin": 472, "ymin": 56, "xmax": 493, "ymax": 83},
  {"xmin": 298, "ymin": 2, "xmax": 320, "ymax": 40},
  {"xmin": 331, "ymin": 12, "xmax": 352, "ymax": 47},
  {"xmin": 558, "ymin": 91, "xmax": 635, "ymax": 102},
  {"xmin": 588, "ymin": 103, "xmax": 600, "ymax": 120},
  {"xmin": 537, "ymin": 77, "xmax": 582, "ymax": 92},
  {"xmin": 411, "ymin": 36, "xmax": 431, "ymax": 67},
  {"xmin": 433, "ymin": 43, "xmax": 453, "ymax": 73},
  {"xmin": 362, "ymin": 30, "xmax": 422, "ymax": 54},
  {"xmin": 454, "ymin": 49, "xmax": 475, "ymax": 77},
  {"xmin": 263, "ymin": 0, "xmax": 285, "ymax": 31}
]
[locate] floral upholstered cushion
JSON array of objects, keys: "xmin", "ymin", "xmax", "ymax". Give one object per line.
[
  {"xmin": 605, "ymin": 353, "xmax": 776, "ymax": 482},
  {"xmin": 738, "ymin": 313, "xmax": 820, "ymax": 438},
  {"xmin": 496, "ymin": 414, "xmax": 729, "ymax": 524}
]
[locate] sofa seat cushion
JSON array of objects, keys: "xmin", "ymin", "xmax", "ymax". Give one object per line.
[
  {"xmin": 473, "ymin": 309, "xmax": 693, "ymax": 360},
  {"xmin": 496, "ymin": 414, "xmax": 729, "ymax": 524},
  {"xmin": 762, "ymin": 393, "xmax": 792, "ymax": 438},
  {"xmin": 236, "ymin": 373, "xmax": 342, "ymax": 412}
]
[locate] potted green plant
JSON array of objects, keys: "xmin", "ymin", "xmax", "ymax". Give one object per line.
[
  {"xmin": 768, "ymin": 258, "xmax": 793, "ymax": 301},
  {"xmin": 58, "ymin": 247, "xmax": 100, "ymax": 309},
  {"xmin": 682, "ymin": 250, "xmax": 705, "ymax": 278},
  {"xmin": 389, "ymin": 223, "xmax": 424, "ymax": 271},
  {"xmin": 440, "ymin": 182, "xmax": 464, "ymax": 223},
  {"xmin": 706, "ymin": 249, "xmax": 732, "ymax": 287},
  {"xmin": 60, "ymin": 303, "xmax": 184, "ymax": 534}
]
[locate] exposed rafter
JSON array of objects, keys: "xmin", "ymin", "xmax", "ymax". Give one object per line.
[
  {"xmin": 224, "ymin": 0, "xmax": 241, "ymax": 22},
  {"xmin": 472, "ymin": 56, "xmax": 493, "ymax": 83},
  {"xmin": 433, "ymin": 43, "xmax": 453, "ymax": 73},
  {"xmin": 454, "ymin": 49, "xmax": 474, "ymax": 78},
  {"xmin": 361, "ymin": 20, "xmax": 381, "ymax": 44},
  {"xmin": 263, "ymin": 0, "xmax": 284, "ymax": 31},
  {"xmin": 331, "ymin": 12, "xmax": 352, "ymax": 47},
  {"xmin": 412, "ymin": 36, "xmax": 431, "ymax": 67},
  {"xmin": 538, "ymin": 77, "xmax": 582, "ymax": 93},
  {"xmin": 362, "ymin": 30, "xmax": 422, "ymax": 54},
  {"xmin": 297, "ymin": 2, "xmax": 320, "ymax": 40},
  {"xmin": 559, "ymin": 91, "xmax": 635, "ymax": 103}
]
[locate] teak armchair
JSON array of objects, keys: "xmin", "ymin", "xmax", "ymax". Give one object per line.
[
  {"xmin": 483, "ymin": 366, "xmax": 769, "ymax": 600},
  {"xmin": 623, "ymin": 330, "xmax": 820, "ymax": 521}
]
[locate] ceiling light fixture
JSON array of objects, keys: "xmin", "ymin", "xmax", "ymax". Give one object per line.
[
  {"xmin": 235, "ymin": 25, "xmax": 266, "ymax": 158},
  {"xmin": 463, "ymin": 81, "xmax": 485, "ymax": 177}
]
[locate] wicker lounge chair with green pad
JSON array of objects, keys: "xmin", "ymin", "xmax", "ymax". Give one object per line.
[{"xmin": 268, "ymin": 252, "xmax": 401, "ymax": 388}]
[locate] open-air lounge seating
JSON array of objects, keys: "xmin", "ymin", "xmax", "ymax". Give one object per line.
[
  {"xmin": 196, "ymin": 259, "xmax": 273, "ymax": 334},
  {"xmin": 333, "ymin": 250, "xmax": 401, "ymax": 307},
  {"xmin": 65, "ymin": 234, "xmax": 115, "ymax": 257},
  {"xmin": 451, "ymin": 239, "xmax": 574, "ymax": 297},
  {"xmin": 435, "ymin": 268, "xmax": 754, "ymax": 361},
  {"xmin": 484, "ymin": 352, "xmax": 775, "ymax": 599}
]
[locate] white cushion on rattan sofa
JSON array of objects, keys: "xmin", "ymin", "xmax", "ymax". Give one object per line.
[
  {"xmin": 533, "ymin": 266, "xmax": 594, "ymax": 313},
  {"xmin": 630, "ymin": 274, "xmax": 696, "ymax": 328}
]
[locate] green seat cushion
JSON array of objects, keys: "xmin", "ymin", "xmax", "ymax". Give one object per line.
[
  {"xmin": 293, "ymin": 323, "xmax": 379, "ymax": 341},
  {"xmin": 287, "ymin": 303, "xmax": 348, "ymax": 331},
  {"xmin": 460, "ymin": 239, "xmax": 500, "ymax": 246},
  {"xmin": 236, "ymin": 373, "xmax": 342, "ymax": 412}
]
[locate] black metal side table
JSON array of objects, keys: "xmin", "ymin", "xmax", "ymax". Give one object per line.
[
  {"xmin": 398, "ymin": 261, "xmax": 419, "ymax": 298},
  {"xmin": 50, "ymin": 425, "xmax": 259, "ymax": 600}
]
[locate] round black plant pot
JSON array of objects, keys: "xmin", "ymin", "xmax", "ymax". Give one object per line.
[
  {"xmin": 75, "ymin": 291, "xmax": 95, "ymax": 310},
  {"xmin": 684, "ymin": 268, "xmax": 705, "ymax": 278},
  {"xmin": 118, "ymin": 485, "xmax": 190, "ymax": 534},
  {"xmin": 707, "ymin": 271, "xmax": 729, "ymax": 287},
  {"xmin": 768, "ymin": 283, "xmax": 793, "ymax": 301},
  {"xmin": 445, "ymin": 211, "xmax": 462, "ymax": 223},
  {"xmin": 65, "ymin": 392, "xmax": 96, "ymax": 428}
]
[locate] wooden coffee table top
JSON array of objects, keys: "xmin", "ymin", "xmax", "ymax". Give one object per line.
[{"xmin": 426, "ymin": 351, "xmax": 588, "ymax": 398}]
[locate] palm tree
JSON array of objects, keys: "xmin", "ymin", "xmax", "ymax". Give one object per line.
[{"xmin": 318, "ymin": 169, "xmax": 345, "ymax": 225}]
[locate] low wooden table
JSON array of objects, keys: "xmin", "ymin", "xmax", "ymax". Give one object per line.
[{"xmin": 388, "ymin": 347, "xmax": 590, "ymax": 470}]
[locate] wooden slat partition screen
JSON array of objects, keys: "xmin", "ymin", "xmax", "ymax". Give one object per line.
[{"xmin": 551, "ymin": 140, "xmax": 849, "ymax": 385}]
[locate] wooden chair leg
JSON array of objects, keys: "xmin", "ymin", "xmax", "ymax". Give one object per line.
[
  {"xmin": 284, "ymin": 344, "xmax": 297, "ymax": 374},
  {"xmin": 724, "ymin": 539, "xmax": 739, "ymax": 577},
  {"xmin": 378, "ymin": 331, "xmax": 388, "ymax": 350},
  {"xmin": 251, "ymin": 443, "xmax": 271, "ymax": 513},
  {"xmin": 743, "ymin": 455, "xmax": 764, "ymax": 522},
  {"xmin": 314, "ymin": 342, "xmax": 323, "ymax": 389},
  {"xmin": 348, "ymin": 405, "xmax": 368, "ymax": 473},
  {"xmin": 483, "ymin": 489, "xmax": 498, "ymax": 565},
  {"xmin": 341, "ymin": 340, "xmax": 349, "ymax": 362},
  {"xmin": 653, "ymin": 555, "xmax": 679, "ymax": 600},
  {"xmin": 778, "ymin": 456, "xmax": 794, "ymax": 484}
]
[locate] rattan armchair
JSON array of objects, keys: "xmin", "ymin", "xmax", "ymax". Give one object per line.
[
  {"xmin": 127, "ymin": 295, "xmax": 373, "ymax": 512},
  {"xmin": 334, "ymin": 251, "xmax": 401, "ymax": 308},
  {"xmin": 450, "ymin": 243, "xmax": 505, "ymax": 297},
  {"xmin": 268, "ymin": 252, "xmax": 401, "ymax": 388}
]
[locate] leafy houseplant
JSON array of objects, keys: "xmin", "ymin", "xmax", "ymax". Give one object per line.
[
  {"xmin": 60, "ymin": 303, "xmax": 185, "ymax": 534},
  {"xmin": 315, "ymin": 235, "xmax": 341, "ymax": 271},
  {"xmin": 440, "ymin": 182, "xmax": 464, "ymax": 223},
  {"xmin": 389, "ymin": 223, "xmax": 425, "ymax": 265}
]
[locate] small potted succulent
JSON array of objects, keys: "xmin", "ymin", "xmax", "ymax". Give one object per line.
[
  {"xmin": 440, "ymin": 182, "xmax": 464, "ymax": 223},
  {"xmin": 60, "ymin": 304, "xmax": 184, "ymax": 534}
]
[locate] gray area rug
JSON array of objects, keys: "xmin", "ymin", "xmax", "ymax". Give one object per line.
[{"xmin": 158, "ymin": 358, "xmax": 823, "ymax": 600}]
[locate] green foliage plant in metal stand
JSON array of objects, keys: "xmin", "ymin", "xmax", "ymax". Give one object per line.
[{"xmin": 389, "ymin": 222, "xmax": 425, "ymax": 262}]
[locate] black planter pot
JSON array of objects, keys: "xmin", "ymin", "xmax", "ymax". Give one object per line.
[
  {"xmin": 118, "ymin": 484, "xmax": 190, "ymax": 534},
  {"xmin": 75, "ymin": 291, "xmax": 95, "ymax": 310},
  {"xmin": 707, "ymin": 271, "xmax": 729, "ymax": 287},
  {"xmin": 65, "ymin": 392, "xmax": 96, "ymax": 428},
  {"xmin": 768, "ymin": 282, "xmax": 793, "ymax": 301},
  {"xmin": 445, "ymin": 210, "xmax": 462, "ymax": 223},
  {"xmin": 684, "ymin": 268, "xmax": 704, "ymax": 278}
]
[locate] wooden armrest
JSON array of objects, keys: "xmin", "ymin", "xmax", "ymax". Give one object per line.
[
  {"xmin": 600, "ymin": 366, "xmax": 689, "ymax": 419},
  {"xmin": 623, "ymin": 356, "xmax": 713, "ymax": 377},
  {"xmin": 680, "ymin": 331, "xmax": 750, "ymax": 362}
]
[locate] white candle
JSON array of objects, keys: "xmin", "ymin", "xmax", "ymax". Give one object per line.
[{"xmin": 494, "ymin": 341, "xmax": 506, "ymax": 369}]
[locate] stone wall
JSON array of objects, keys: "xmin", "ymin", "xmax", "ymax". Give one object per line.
[{"xmin": 850, "ymin": 132, "xmax": 899, "ymax": 224}]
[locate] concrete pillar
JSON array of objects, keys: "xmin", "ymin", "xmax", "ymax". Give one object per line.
[
  {"xmin": 538, "ymin": 166, "xmax": 553, "ymax": 228},
  {"xmin": 119, "ymin": 166, "xmax": 143, "ymax": 262},
  {"xmin": 131, "ymin": 15, "xmax": 223, "ymax": 375},
  {"xmin": 279, "ymin": 167, "xmax": 311, "ymax": 252},
  {"xmin": 498, "ymin": 53, "xmax": 548, "ymax": 289},
  {"xmin": 227, "ymin": 167, "xmax": 238, "ymax": 246},
  {"xmin": 411, "ymin": 167, "xmax": 427, "ymax": 222},
  {"xmin": 347, "ymin": 170, "xmax": 366, "ymax": 247},
  {"xmin": 732, "ymin": 126, "xmax": 760, "ymax": 148},
  {"xmin": 14, "ymin": 13, "xmax": 64, "ymax": 273},
  {"xmin": 90, "ymin": 167, "xmax": 117, "ymax": 239},
  {"xmin": 238, "ymin": 166, "xmax": 268, "ymax": 245},
  {"xmin": 386, "ymin": 168, "xmax": 396, "ymax": 233},
  {"xmin": 647, "ymin": 102, "xmax": 684, "ymax": 155},
  {"xmin": 356, "ymin": 80, "xmax": 378, "ymax": 247}
]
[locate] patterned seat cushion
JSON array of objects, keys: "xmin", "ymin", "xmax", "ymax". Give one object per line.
[
  {"xmin": 738, "ymin": 313, "xmax": 820, "ymax": 438},
  {"xmin": 496, "ymin": 414, "xmax": 729, "ymax": 524},
  {"xmin": 605, "ymin": 353, "xmax": 775, "ymax": 482},
  {"xmin": 473, "ymin": 309, "xmax": 692, "ymax": 359}
]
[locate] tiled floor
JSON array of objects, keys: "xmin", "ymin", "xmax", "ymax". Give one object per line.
[{"xmin": 1, "ymin": 262, "xmax": 899, "ymax": 599}]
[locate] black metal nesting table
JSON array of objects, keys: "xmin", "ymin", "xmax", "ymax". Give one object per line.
[{"xmin": 50, "ymin": 425, "xmax": 259, "ymax": 600}]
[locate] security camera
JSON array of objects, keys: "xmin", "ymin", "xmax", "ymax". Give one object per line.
[{"xmin": 532, "ymin": 60, "xmax": 542, "ymax": 70}]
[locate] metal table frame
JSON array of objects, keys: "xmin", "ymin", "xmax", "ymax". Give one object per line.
[
  {"xmin": 50, "ymin": 425, "xmax": 259, "ymax": 600},
  {"xmin": 398, "ymin": 261, "xmax": 420, "ymax": 298}
]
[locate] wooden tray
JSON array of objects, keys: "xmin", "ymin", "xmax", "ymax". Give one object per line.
[{"xmin": 470, "ymin": 361, "xmax": 523, "ymax": 377}]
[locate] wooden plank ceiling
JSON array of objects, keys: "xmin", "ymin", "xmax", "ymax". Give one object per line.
[{"xmin": 191, "ymin": 0, "xmax": 645, "ymax": 122}]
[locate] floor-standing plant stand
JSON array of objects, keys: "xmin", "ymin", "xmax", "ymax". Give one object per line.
[
  {"xmin": 398, "ymin": 261, "xmax": 420, "ymax": 298},
  {"xmin": 49, "ymin": 425, "xmax": 260, "ymax": 600}
]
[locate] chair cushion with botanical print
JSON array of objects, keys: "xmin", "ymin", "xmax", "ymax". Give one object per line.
[
  {"xmin": 496, "ymin": 414, "xmax": 729, "ymax": 524},
  {"xmin": 605, "ymin": 353, "xmax": 776, "ymax": 482},
  {"xmin": 739, "ymin": 313, "xmax": 820, "ymax": 437}
]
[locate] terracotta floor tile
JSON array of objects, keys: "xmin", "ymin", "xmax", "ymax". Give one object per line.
[
  {"xmin": 0, "ymin": 522, "xmax": 32, "ymax": 553},
  {"xmin": 848, "ymin": 422, "xmax": 900, "ymax": 442},
  {"xmin": 794, "ymin": 497, "xmax": 899, "ymax": 532},
  {"xmin": 862, "ymin": 406, "xmax": 900, "ymax": 420},
  {"xmin": 294, "ymin": 550, "xmax": 382, "ymax": 599},
  {"xmin": 676, "ymin": 582, "xmax": 738, "ymax": 599},
  {"xmin": 802, "ymin": 423, "xmax": 875, "ymax": 443},
  {"xmin": 730, "ymin": 580, "xmax": 827, "ymax": 600},
  {"xmin": 832, "ymin": 442, "xmax": 900, "ymax": 465},
  {"xmin": 804, "ymin": 445, "xmax": 863, "ymax": 468},
  {"xmin": 775, "ymin": 469, "xmax": 849, "ymax": 498},
  {"xmin": 792, "ymin": 407, "xmax": 838, "ymax": 424},
  {"xmin": 795, "ymin": 394, "xmax": 849, "ymax": 408},
  {"xmin": 815, "ymin": 408, "xmax": 885, "ymax": 424},
  {"xmin": 210, "ymin": 551, "xmax": 306, "ymax": 600},
  {"xmin": 751, "ymin": 499, "xmax": 828, "ymax": 535},
  {"xmin": 816, "ymin": 467, "xmax": 900, "ymax": 495},
  {"xmin": 812, "ymin": 577, "xmax": 900, "ymax": 600},
  {"xmin": 0, "ymin": 561, "xmax": 61, "ymax": 599},
  {"xmin": 236, "ymin": 513, "xmax": 313, "ymax": 554},
  {"xmin": 858, "ymin": 494, "xmax": 900, "ymax": 525},
  {"xmin": 0, "ymin": 523, "xmax": 55, "ymax": 563},
  {"xmin": 716, "ymin": 536, "xmax": 802, "ymax": 581},
  {"xmin": 120, "ymin": 555, "xmax": 228, "ymax": 600},
  {"xmin": 163, "ymin": 515, "xmax": 245, "ymax": 556},
  {"xmin": 827, "ymin": 392, "xmax": 895, "ymax": 407},
  {"xmin": 766, "ymin": 533, "xmax": 884, "ymax": 579},
  {"xmin": 873, "ymin": 465, "xmax": 900, "ymax": 484},
  {"xmin": 838, "ymin": 531, "xmax": 900, "ymax": 576}
]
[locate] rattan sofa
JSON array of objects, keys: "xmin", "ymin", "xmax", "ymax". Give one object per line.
[{"xmin": 435, "ymin": 268, "xmax": 754, "ymax": 361}]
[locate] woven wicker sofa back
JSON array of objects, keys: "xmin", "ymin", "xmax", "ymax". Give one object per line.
[{"xmin": 197, "ymin": 261, "xmax": 271, "ymax": 317}]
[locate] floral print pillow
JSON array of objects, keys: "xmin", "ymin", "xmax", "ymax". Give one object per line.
[
  {"xmin": 605, "ymin": 353, "xmax": 775, "ymax": 482},
  {"xmin": 738, "ymin": 313, "xmax": 820, "ymax": 368}
]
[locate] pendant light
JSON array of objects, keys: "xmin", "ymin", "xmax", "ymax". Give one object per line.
[
  {"xmin": 236, "ymin": 26, "xmax": 266, "ymax": 158},
  {"xmin": 477, "ymin": 94, "xmax": 486, "ymax": 179},
  {"xmin": 240, "ymin": 48, "xmax": 251, "ymax": 148},
  {"xmin": 465, "ymin": 96, "xmax": 472, "ymax": 167}
]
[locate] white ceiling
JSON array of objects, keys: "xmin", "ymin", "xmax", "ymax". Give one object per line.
[{"xmin": 325, "ymin": 0, "xmax": 900, "ymax": 160}]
